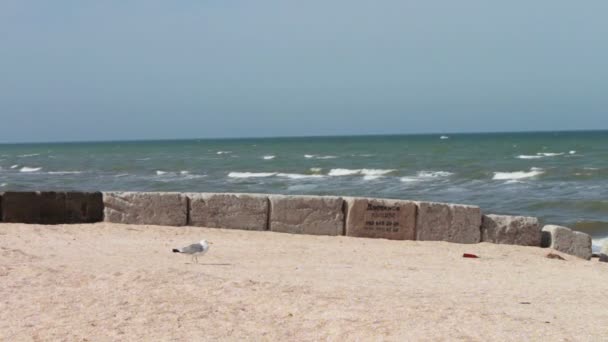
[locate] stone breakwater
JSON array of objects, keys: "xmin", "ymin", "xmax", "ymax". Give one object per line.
[{"xmin": 0, "ymin": 191, "xmax": 603, "ymax": 261}]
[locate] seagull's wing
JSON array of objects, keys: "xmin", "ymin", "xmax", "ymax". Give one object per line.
[{"xmin": 180, "ymin": 243, "xmax": 204, "ymax": 254}]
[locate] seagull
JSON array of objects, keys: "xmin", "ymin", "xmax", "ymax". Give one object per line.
[{"xmin": 172, "ymin": 240, "xmax": 211, "ymax": 263}]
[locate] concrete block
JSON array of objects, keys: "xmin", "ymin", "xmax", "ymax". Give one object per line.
[
  {"xmin": 1, "ymin": 191, "xmax": 67, "ymax": 224},
  {"xmin": 481, "ymin": 214, "xmax": 541, "ymax": 246},
  {"xmin": 541, "ymin": 225, "xmax": 592, "ymax": 260},
  {"xmin": 345, "ymin": 197, "xmax": 416, "ymax": 240},
  {"xmin": 39, "ymin": 192, "xmax": 67, "ymax": 224},
  {"xmin": 269, "ymin": 195, "xmax": 344, "ymax": 236},
  {"xmin": 189, "ymin": 193, "xmax": 269, "ymax": 230},
  {"xmin": 103, "ymin": 192, "xmax": 187, "ymax": 226},
  {"xmin": 65, "ymin": 192, "xmax": 104, "ymax": 223},
  {"xmin": 1, "ymin": 192, "xmax": 41, "ymax": 223},
  {"xmin": 416, "ymin": 201, "xmax": 482, "ymax": 244}
]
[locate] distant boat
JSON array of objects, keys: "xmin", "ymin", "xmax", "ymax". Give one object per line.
[{"xmin": 440, "ymin": 135, "xmax": 449, "ymax": 140}]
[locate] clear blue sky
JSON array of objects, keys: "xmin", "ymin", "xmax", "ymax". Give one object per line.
[{"xmin": 1, "ymin": 1, "xmax": 607, "ymax": 143}]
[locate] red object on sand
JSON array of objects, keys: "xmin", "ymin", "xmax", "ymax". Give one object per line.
[{"xmin": 462, "ymin": 253, "xmax": 479, "ymax": 258}]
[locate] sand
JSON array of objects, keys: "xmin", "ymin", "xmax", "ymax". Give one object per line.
[{"xmin": 1, "ymin": 223, "xmax": 607, "ymax": 341}]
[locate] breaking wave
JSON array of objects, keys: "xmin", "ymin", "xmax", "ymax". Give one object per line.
[
  {"xmin": 20, "ymin": 167, "xmax": 42, "ymax": 173},
  {"xmin": 228, "ymin": 172, "xmax": 276, "ymax": 178},
  {"xmin": 493, "ymin": 168, "xmax": 544, "ymax": 180},
  {"xmin": 263, "ymin": 155, "xmax": 276, "ymax": 160},
  {"xmin": 305, "ymin": 154, "xmax": 337, "ymax": 159},
  {"xmin": 400, "ymin": 170, "xmax": 453, "ymax": 183},
  {"xmin": 328, "ymin": 168, "xmax": 396, "ymax": 177}
]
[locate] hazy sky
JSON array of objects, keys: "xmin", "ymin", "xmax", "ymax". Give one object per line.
[{"xmin": 1, "ymin": 1, "xmax": 607, "ymax": 143}]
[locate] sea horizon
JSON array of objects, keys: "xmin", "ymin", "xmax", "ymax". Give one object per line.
[{"xmin": 1, "ymin": 128, "xmax": 607, "ymax": 145}]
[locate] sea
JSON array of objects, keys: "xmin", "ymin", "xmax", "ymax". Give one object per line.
[{"xmin": 1, "ymin": 130, "xmax": 607, "ymax": 251}]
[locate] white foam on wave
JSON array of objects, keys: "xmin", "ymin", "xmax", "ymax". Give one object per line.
[
  {"xmin": 418, "ymin": 171, "xmax": 453, "ymax": 178},
  {"xmin": 156, "ymin": 170, "xmax": 168, "ymax": 175},
  {"xmin": 48, "ymin": 171, "xmax": 83, "ymax": 175},
  {"xmin": 0, "ymin": 183, "xmax": 6, "ymax": 187},
  {"xmin": 310, "ymin": 167, "xmax": 323, "ymax": 173},
  {"xmin": 20, "ymin": 167, "xmax": 42, "ymax": 173},
  {"xmin": 517, "ymin": 155, "xmax": 543, "ymax": 159},
  {"xmin": 537, "ymin": 152, "xmax": 563, "ymax": 157},
  {"xmin": 440, "ymin": 135, "xmax": 449, "ymax": 140},
  {"xmin": 492, "ymin": 168, "xmax": 544, "ymax": 180},
  {"xmin": 569, "ymin": 150, "xmax": 576, "ymax": 154},
  {"xmin": 305, "ymin": 154, "xmax": 337, "ymax": 159},
  {"xmin": 328, "ymin": 168, "xmax": 360, "ymax": 176},
  {"xmin": 328, "ymin": 168, "xmax": 396, "ymax": 177},
  {"xmin": 115, "ymin": 173, "xmax": 129, "ymax": 177},
  {"xmin": 400, "ymin": 170, "xmax": 454, "ymax": 183},
  {"xmin": 217, "ymin": 151, "xmax": 232, "ymax": 155},
  {"xmin": 11, "ymin": 165, "xmax": 19, "ymax": 169},
  {"xmin": 19, "ymin": 153, "xmax": 40, "ymax": 158},
  {"xmin": 180, "ymin": 170, "xmax": 190, "ymax": 175},
  {"xmin": 263, "ymin": 155, "xmax": 275, "ymax": 160},
  {"xmin": 228, "ymin": 172, "xmax": 276, "ymax": 178},
  {"xmin": 277, "ymin": 173, "xmax": 325, "ymax": 179}
]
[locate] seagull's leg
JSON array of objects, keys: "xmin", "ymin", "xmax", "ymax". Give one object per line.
[{"xmin": 195, "ymin": 255, "xmax": 199, "ymax": 264}]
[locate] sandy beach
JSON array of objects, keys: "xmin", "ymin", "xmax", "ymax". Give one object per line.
[{"xmin": 1, "ymin": 223, "xmax": 607, "ymax": 341}]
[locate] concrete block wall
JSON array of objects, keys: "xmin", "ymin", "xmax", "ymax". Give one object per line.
[{"xmin": 0, "ymin": 191, "xmax": 595, "ymax": 259}]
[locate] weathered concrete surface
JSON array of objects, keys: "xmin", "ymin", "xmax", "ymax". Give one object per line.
[
  {"xmin": 600, "ymin": 241, "xmax": 608, "ymax": 262},
  {"xmin": 103, "ymin": 192, "xmax": 187, "ymax": 226},
  {"xmin": 189, "ymin": 193, "xmax": 269, "ymax": 230},
  {"xmin": 345, "ymin": 197, "xmax": 416, "ymax": 240},
  {"xmin": 416, "ymin": 202, "xmax": 482, "ymax": 244},
  {"xmin": 65, "ymin": 192, "xmax": 104, "ymax": 223},
  {"xmin": 1, "ymin": 191, "xmax": 67, "ymax": 224},
  {"xmin": 269, "ymin": 195, "xmax": 344, "ymax": 236},
  {"xmin": 2, "ymin": 192, "xmax": 41, "ymax": 223},
  {"xmin": 481, "ymin": 214, "xmax": 541, "ymax": 246},
  {"xmin": 541, "ymin": 225, "xmax": 592, "ymax": 260}
]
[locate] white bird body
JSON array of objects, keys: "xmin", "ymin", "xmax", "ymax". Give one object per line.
[{"xmin": 172, "ymin": 240, "xmax": 210, "ymax": 263}]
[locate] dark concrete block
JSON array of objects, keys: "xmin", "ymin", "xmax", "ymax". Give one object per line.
[
  {"xmin": 2, "ymin": 192, "xmax": 42, "ymax": 223},
  {"xmin": 39, "ymin": 192, "xmax": 67, "ymax": 224},
  {"xmin": 65, "ymin": 192, "xmax": 103, "ymax": 223}
]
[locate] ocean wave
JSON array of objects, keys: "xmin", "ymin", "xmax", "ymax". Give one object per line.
[
  {"xmin": 156, "ymin": 170, "xmax": 168, "ymax": 175},
  {"xmin": 305, "ymin": 154, "xmax": 337, "ymax": 159},
  {"xmin": 19, "ymin": 153, "xmax": 40, "ymax": 158},
  {"xmin": 10, "ymin": 165, "xmax": 19, "ymax": 169},
  {"xmin": 228, "ymin": 172, "xmax": 276, "ymax": 178},
  {"xmin": 217, "ymin": 151, "xmax": 232, "ymax": 155},
  {"xmin": 310, "ymin": 167, "xmax": 323, "ymax": 173},
  {"xmin": 569, "ymin": 150, "xmax": 576, "ymax": 154},
  {"xmin": 516, "ymin": 152, "xmax": 567, "ymax": 159},
  {"xmin": 0, "ymin": 183, "xmax": 6, "ymax": 187},
  {"xmin": 263, "ymin": 155, "xmax": 275, "ymax": 160},
  {"xmin": 20, "ymin": 167, "xmax": 42, "ymax": 173},
  {"xmin": 517, "ymin": 155, "xmax": 543, "ymax": 159},
  {"xmin": 537, "ymin": 152, "xmax": 563, "ymax": 157},
  {"xmin": 276, "ymin": 173, "xmax": 325, "ymax": 180},
  {"xmin": 440, "ymin": 135, "xmax": 449, "ymax": 140},
  {"xmin": 492, "ymin": 168, "xmax": 544, "ymax": 180},
  {"xmin": 48, "ymin": 171, "xmax": 83, "ymax": 175},
  {"xmin": 400, "ymin": 170, "xmax": 453, "ymax": 183},
  {"xmin": 328, "ymin": 168, "xmax": 396, "ymax": 177}
]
